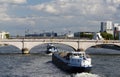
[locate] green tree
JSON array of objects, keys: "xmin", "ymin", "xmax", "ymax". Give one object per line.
[
  {"xmin": 80, "ymin": 32, "xmax": 93, "ymax": 39},
  {"xmin": 5, "ymin": 34, "xmax": 10, "ymax": 39},
  {"xmin": 101, "ymin": 32, "xmax": 114, "ymax": 40}
]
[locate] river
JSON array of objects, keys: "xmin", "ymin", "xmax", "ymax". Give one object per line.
[{"xmin": 0, "ymin": 46, "xmax": 120, "ymax": 77}]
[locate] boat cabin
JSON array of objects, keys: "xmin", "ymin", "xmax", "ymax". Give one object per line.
[
  {"xmin": 69, "ymin": 52, "xmax": 86, "ymax": 58},
  {"xmin": 68, "ymin": 52, "xmax": 91, "ymax": 67}
]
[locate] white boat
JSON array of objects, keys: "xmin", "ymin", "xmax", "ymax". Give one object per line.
[
  {"xmin": 46, "ymin": 44, "xmax": 58, "ymax": 55},
  {"xmin": 52, "ymin": 51, "xmax": 92, "ymax": 73}
]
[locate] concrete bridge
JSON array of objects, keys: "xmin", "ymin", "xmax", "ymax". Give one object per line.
[{"xmin": 0, "ymin": 39, "xmax": 120, "ymax": 54}]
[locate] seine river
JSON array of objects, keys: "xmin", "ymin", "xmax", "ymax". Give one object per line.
[{"xmin": 0, "ymin": 45, "xmax": 120, "ymax": 77}]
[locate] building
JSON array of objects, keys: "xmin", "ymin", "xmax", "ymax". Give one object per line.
[
  {"xmin": 93, "ymin": 32, "xmax": 104, "ymax": 40},
  {"xmin": 65, "ymin": 31, "xmax": 74, "ymax": 38},
  {"xmin": 100, "ymin": 21, "xmax": 113, "ymax": 34},
  {"xmin": 25, "ymin": 32, "xmax": 57, "ymax": 38},
  {"xmin": 0, "ymin": 31, "xmax": 9, "ymax": 39},
  {"xmin": 100, "ymin": 21, "xmax": 120, "ymax": 40},
  {"xmin": 113, "ymin": 23, "xmax": 120, "ymax": 40}
]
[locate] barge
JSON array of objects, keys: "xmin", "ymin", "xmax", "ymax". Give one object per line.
[
  {"xmin": 52, "ymin": 51, "xmax": 92, "ymax": 73},
  {"xmin": 46, "ymin": 44, "xmax": 58, "ymax": 55}
]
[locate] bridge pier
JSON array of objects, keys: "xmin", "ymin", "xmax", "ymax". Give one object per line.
[
  {"xmin": 77, "ymin": 48, "xmax": 84, "ymax": 51},
  {"xmin": 22, "ymin": 48, "xmax": 29, "ymax": 54}
]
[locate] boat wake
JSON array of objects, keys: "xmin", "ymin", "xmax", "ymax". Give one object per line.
[{"xmin": 74, "ymin": 73, "xmax": 101, "ymax": 77}]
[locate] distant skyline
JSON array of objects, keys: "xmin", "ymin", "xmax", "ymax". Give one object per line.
[{"xmin": 0, "ymin": 0, "xmax": 120, "ymax": 35}]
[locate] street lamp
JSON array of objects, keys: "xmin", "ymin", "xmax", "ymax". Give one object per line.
[{"xmin": 77, "ymin": 32, "xmax": 80, "ymax": 51}]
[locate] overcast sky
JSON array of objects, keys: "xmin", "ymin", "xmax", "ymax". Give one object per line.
[{"xmin": 0, "ymin": 0, "xmax": 120, "ymax": 35}]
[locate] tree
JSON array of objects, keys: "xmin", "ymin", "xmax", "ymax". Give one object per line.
[
  {"xmin": 74, "ymin": 32, "xmax": 93, "ymax": 39},
  {"xmin": 80, "ymin": 32, "xmax": 93, "ymax": 39},
  {"xmin": 5, "ymin": 34, "xmax": 10, "ymax": 39},
  {"xmin": 101, "ymin": 32, "xmax": 114, "ymax": 40}
]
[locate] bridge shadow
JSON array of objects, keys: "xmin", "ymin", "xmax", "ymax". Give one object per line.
[
  {"xmin": 0, "ymin": 43, "xmax": 75, "ymax": 54},
  {"xmin": 0, "ymin": 45, "xmax": 21, "ymax": 54},
  {"xmin": 91, "ymin": 44, "xmax": 120, "ymax": 50},
  {"xmin": 86, "ymin": 44, "xmax": 120, "ymax": 55},
  {"xmin": 29, "ymin": 43, "xmax": 75, "ymax": 54}
]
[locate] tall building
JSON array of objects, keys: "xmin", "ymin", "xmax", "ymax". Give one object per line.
[
  {"xmin": 100, "ymin": 21, "xmax": 113, "ymax": 34},
  {"xmin": 113, "ymin": 23, "xmax": 120, "ymax": 40}
]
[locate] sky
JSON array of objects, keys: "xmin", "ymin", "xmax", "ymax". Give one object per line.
[{"xmin": 0, "ymin": 0, "xmax": 120, "ymax": 35}]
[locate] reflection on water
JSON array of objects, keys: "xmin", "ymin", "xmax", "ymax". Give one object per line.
[
  {"xmin": 0, "ymin": 45, "xmax": 21, "ymax": 53},
  {"xmin": 0, "ymin": 46, "xmax": 119, "ymax": 77},
  {"xmin": 30, "ymin": 43, "xmax": 75, "ymax": 53},
  {"xmin": 86, "ymin": 48, "xmax": 120, "ymax": 55}
]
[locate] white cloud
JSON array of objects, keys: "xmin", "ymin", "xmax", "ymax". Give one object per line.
[
  {"xmin": 45, "ymin": 5, "xmax": 58, "ymax": 14},
  {"xmin": 1, "ymin": 0, "xmax": 120, "ymax": 35},
  {"xmin": 0, "ymin": 4, "xmax": 11, "ymax": 21},
  {"xmin": 27, "ymin": 0, "xmax": 120, "ymax": 33},
  {"xmin": 106, "ymin": 0, "xmax": 120, "ymax": 4},
  {"xmin": 6, "ymin": 17, "xmax": 36, "ymax": 27},
  {"xmin": 29, "ymin": 0, "xmax": 119, "ymax": 17},
  {"xmin": 0, "ymin": 0, "xmax": 27, "ymax": 4},
  {"xmin": 0, "ymin": 17, "xmax": 35, "ymax": 27},
  {"xmin": 30, "ymin": 4, "xmax": 59, "ymax": 14},
  {"xmin": 30, "ymin": 4, "xmax": 45, "ymax": 10}
]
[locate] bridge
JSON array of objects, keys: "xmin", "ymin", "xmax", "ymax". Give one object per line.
[{"xmin": 0, "ymin": 39, "xmax": 120, "ymax": 54}]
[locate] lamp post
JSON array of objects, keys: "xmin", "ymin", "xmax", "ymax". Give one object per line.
[{"xmin": 77, "ymin": 32, "xmax": 80, "ymax": 51}]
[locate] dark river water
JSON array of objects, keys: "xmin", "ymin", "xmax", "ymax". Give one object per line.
[{"xmin": 0, "ymin": 45, "xmax": 120, "ymax": 77}]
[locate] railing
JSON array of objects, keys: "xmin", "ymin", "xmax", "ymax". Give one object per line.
[{"xmin": 0, "ymin": 39, "xmax": 120, "ymax": 43}]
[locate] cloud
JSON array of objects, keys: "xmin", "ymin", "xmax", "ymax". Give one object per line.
[
  {"xmin": 106, "ymin": 0, "xmax": 120, "ymax": 4},
  {"xmin": 30, "ymin": 4, "xmax": 59, "ymax": 14},
  {"xmin": 0, "ymin": 4, "xmax": 11, "ymax": 21},
  {"xmin": 12, "ymin": 17, "xmax": 35, "ymax": 26},
  {"xmin": 0, "ymin": 0, "xmax": 27, "ymax": 21},
  {"xmin": 45, "ymin": 5, "xmax": 58, "ymax": 14},
  {"xmin": 27, "ymin": 0, "xmax": 120, "ymax": 33},
  {"xmin": 0, "ymin": 0, "xmax": 27, "ymax": 4},
  {"xmin": 1, "ymin": 0, "xmax": 120, "ymax": 35},
  {"xmin": 29, "ymin": 0, "xmax": 119, "ymax": 17}
]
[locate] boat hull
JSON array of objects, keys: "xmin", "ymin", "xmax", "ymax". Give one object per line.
[
  {"xmin": 52, "ymin": 54, "xmax": 91, "ymax": 73},
  {"xmin": 46, "ymin": 51, "xmax": 52, "ymax": 54}
]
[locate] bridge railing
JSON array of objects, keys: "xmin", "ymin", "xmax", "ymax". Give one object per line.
[{"xmin": 0, "ymin": 39, "xmax": 120, "ymax": 43}]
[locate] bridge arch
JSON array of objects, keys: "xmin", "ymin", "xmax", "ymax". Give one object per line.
[
  {"xmin": 0, "ymin": 42, "xmax": 23, "ymax": 50},
  {"xmin": 79, "ymin": 40, "xmax": 120, "ymax": 51},
  {"xmin": 85, "ymin": 44, "xmax": 120, "ymax": 55},
  {"xmin": 29, "ymin": 43, "xmax": 76, "ymax": 53},
  {"xmin": 85, "ymin": 44, "xmax": 120, "ymax": 51},
  {"xmin": 0, "ymin": 44, "xmax": 21, "ymax": 53}
]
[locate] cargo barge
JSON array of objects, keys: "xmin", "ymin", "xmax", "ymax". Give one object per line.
[{"xmin": 52, "ymin": 51, "xmax": 92, "ymax": 73}]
